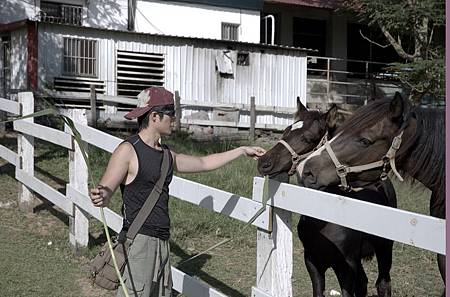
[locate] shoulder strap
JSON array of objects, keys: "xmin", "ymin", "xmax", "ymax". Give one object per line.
[{"xmin": 126, "ymin": 148, "xmax": 170, "ymax": 240}]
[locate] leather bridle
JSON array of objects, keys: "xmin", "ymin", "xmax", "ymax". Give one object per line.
[
  {"xmin": 323, "ymin": 115, "xmax": 410, "ymax": 192},
  {"xmin": 278, "ymin": 132, "xmax": 328, "ymax": 176}
]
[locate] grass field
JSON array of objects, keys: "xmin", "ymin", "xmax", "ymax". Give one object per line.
[{"xmin": 0, "ymin": 131, "xmax": 443, "ymax": 297}]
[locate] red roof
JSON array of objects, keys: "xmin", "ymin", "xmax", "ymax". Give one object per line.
[{"xmin": 264, "ymin": 0, "xmax": 341, "ymax": 9}]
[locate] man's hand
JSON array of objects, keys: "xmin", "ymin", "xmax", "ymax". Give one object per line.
[
  {"xmin": 90, "ymin": 185, "xmax": 112, "ymax": 207},
  {"xmin": 241, "ymin": 146, "xmax": 266, "ymax": 160}
]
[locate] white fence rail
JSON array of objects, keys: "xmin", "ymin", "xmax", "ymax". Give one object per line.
[{"xmin": 0, "ymin": 92, "xmax": 445, "ymax": 297}]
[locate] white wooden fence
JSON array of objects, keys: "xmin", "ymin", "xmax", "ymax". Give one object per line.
[{"xmin": 0, "ymin": 92, "xmax": 445, "ymax": 297}]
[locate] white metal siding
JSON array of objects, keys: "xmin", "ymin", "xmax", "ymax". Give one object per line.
[{"xmin": 38, "ymin": 24, "xmax": 307, "ymax": 126}]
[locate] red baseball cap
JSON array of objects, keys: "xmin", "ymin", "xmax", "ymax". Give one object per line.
[{"xmin": 124, "ymin": 87, "xmax": 174, "ymax": 120}]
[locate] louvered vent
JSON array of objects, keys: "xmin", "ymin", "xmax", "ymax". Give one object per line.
[{"xmin": 117, "ymin": 51, "xmax": 165, "ymax": 97}]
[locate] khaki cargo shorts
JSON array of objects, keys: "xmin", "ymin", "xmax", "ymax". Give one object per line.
[{"xmin": 117, "ymin": 234, "xmax": 172, "ymax": 297}]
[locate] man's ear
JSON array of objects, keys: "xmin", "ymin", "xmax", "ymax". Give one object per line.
[{"xmin": 150, "ymin": 112, "xmax": 158, "ymax": 122}]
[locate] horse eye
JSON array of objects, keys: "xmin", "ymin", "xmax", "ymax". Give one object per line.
[{"xmin": 359, "ymin": 138, "xmax": 373, "ymax": 147}]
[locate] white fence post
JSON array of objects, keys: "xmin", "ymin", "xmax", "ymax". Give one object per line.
[
  {"xmin": 65, "ymin": 108, "xmax": 90, "ymax": 254},
  {"xmin": 252, "ymin": 178, "xmax": 293, "ymax": 297},
  {"xmin": 17, "ymin": 92, "xmax": 35, "ymax": 212}
]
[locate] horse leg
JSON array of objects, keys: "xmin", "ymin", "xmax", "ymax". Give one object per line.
[
  {"xmin": 304, "ymin": 250, "xmax": 326, "ymax": 297},
  {"xmin": 438, "ymin": 254, "xmax": 445, "ymax": 297},
  {"xmin": 373, "ymin": 239, "xmax": 393, "ymax": 297},
  {"xmin": 333, "ymin": 262, "xmax": 356, "ymax": 297},
  {"xmin": 355, "ymin": 261, "xmax": 368, "ymax": 297}
]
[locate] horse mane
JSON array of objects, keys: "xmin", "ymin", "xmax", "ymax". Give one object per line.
[
  {"xmin": 403, "ymin": 107, "xmax": 445, "ymax": 199},
  {"xmin": 336, "ymin": 99, "xmax": 392, "ymax": 135},
  {"xmin": 336, "ymin": 99, "xmax": 445, "ymax": 215}
]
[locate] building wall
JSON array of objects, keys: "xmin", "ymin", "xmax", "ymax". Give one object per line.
[
  {"xmin": 10, "ymin": 28, "xmax": 28, "ymax": 90},
  {"xmin": 37, "ymin": 24, "xmax": 307, "ymax": 126},
  {"xmin": 84, "ymin": 0, "xmax": 129, "ymax": 31},
  {"xmin": 1, "ymin": 0, "xmax": 37, "ymax": 23},
  {"xmin": 1, "ymin": 0, "xmax": 260, "ymax": 43},
  {"xmin": 135, "ymin": 0, "xmax": 260, "ymax": 43},
  {"xmin": 263, "ymin": 4, "xmax": 347, "ymax": 58}
]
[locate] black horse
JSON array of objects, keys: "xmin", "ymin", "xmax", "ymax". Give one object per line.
[
  {"xmin": 299, "ymin": 92, "xmax": 445, "ymax": 295},
  {"xmin": 258, "ymin": 100, "xmax": 396, "ymax": 297}
]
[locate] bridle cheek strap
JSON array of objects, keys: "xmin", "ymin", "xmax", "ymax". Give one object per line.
[
  {"xmin": 278, "ymin": 139, "xmax": 308, "ymax": 176},
  {"xmin": 278, "ymin": 132, "xmax": 329, "ymax": 176}
]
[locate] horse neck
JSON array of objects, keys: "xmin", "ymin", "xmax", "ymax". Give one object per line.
[{"xmin": 398, "ymin": 109, "xmax": 445, "ymax": 216}]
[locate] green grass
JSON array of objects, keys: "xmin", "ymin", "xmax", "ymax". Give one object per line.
[{"xmin": 0, "ymin": 132, "xmax": 443, "ymax": 296}]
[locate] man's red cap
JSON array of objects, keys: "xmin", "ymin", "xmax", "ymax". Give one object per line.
[{"xmin": 124, "ymin": 87, "xmax": 174, "ymax": 120}]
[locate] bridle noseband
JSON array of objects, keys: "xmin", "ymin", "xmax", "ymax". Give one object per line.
[
  {"xmin": 278, "ymin": 132, "xmax": 328, "ymax": 176},
  {"xmin": 324, "ymin": 116, "xmax": 410, "ymax": 192}
]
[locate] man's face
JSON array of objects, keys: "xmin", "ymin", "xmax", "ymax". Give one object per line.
[{"xmin": 152, "ymin": 106, "xmax": 176, "ymax": 135}]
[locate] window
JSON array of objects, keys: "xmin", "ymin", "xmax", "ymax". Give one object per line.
[
  {"xmin": 293, "ymin": 18, "xmax": 327, "ymax": 73},
  {"xmin": 237, "ymin": 52, "xmax": 249, "ymax": 66},
  {"xmin": 116, "ymin": 50, "xmax": 165, "ymax": 97},
  {"xmin": 222, "ymin": 23, "xmax": 239, "ymax": 41},
  {"xmin": 41, "ymin": 1, "xmax": 82, "ymax": 26},
  {"xmin": 293, "ymin": 18, "xmax": 327, "ymax": 55},
  {"xmin": 63, "ymin": 38, "xmax": 97, "ymax": 77}
]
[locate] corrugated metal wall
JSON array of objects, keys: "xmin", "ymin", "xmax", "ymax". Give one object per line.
[{"xmin": 39, "ymin": 24, "xmax": 307, "ymax": 126}]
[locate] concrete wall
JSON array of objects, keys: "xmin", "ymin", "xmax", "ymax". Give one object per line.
[
  {"xmin": 84, "ymin": 0, "xmax": 129, "ymax": 31},
  {"xmin": 135, "ymin": 0, "xmax": 260, "ymax": 43},
  {"xmin": 1, "ymin": 0, "xmax": 37, "ymax": 23},
  {"xmin": 10, "ymin": 28, "xmax": 28, "ymax": 90},
  {"xmin": 1, "ymin": 0, "xmax": 259, "ymax": 43}
]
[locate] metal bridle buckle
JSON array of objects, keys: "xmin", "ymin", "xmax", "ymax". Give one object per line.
[
  {"xmin": 339, "ymin": 184, "xmax": 352, "ymax": 192},
  {"xmin": 288, "ymin": 155, "xmax": 301, "ymax": 175},
  {"xmin": 292, "ymin": 155, "xmax": 301, "ymax": 163},
  {"xmin": 391, "ymin": 135, "xmax": 402, "ymax": 150},
  {"xmin": 379, "ymin": 156, "xmax": 390, "ymax": 181},
  {"xmin": 336, "ymin": 165, "xmax": 348, "ymax": 177}
]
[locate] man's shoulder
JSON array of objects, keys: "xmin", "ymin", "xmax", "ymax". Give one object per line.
[{"xmin": 113, "ymin": 141, "xmax": 135, "ymax": 157}]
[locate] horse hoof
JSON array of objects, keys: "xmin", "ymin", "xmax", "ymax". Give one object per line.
[{"xmin": 376, "ymin": 280, "xmax": 391, "ymax": 297}]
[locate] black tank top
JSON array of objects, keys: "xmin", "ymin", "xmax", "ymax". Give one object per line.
[{"xmin": 120, "ymin": 134, "xmax": 173, "ymax": 240}]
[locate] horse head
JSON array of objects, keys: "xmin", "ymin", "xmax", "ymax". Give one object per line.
[
  {"xmin": 299, "ymin": 92, "xmax": 418, "ymax": 191},
  {"xmin": 257, "ymin": 98, "xmax": 338, "ymax": 179}
]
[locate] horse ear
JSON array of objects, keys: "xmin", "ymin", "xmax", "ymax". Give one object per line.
[
  {"xmin": 296, "ymin": 97, "xmax": 308, "ymax": 113},
  {"xmin": 324, "ymin": 104, "xmax": 338, "ymax": 129},
  {"xmin": 389, "ymin": 92, "xmax": 404, "ymax": 120}
]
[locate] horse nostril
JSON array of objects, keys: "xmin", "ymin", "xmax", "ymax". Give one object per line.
[
  {"xmin": 302, "ymin": 169, "xmax": 317, "ymax": 184},
  {"xmin": 262, "ymin": 160, "xmax": 272, "ymax": 169}
]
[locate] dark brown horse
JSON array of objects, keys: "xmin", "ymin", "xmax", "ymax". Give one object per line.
[
  {"xmin": 299, "ymin": 92, "xmax": 445, "ymax": 295},
  {"xmin": 258, "ymin": 100, "xmax": 396, "ymax": 297}
]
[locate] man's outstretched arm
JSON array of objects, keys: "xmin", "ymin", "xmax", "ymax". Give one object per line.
[{"xmin": 172, "ymin": 146, "xmax": 266, "ymax": 173}]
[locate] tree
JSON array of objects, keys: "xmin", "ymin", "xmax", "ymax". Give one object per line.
[{"xmin": 340, "ymin": 0, "xmax": 445, "ymax": 104}]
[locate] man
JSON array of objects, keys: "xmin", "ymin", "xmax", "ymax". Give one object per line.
[{"xmin": 90, "ymin": 87, "xmax": 266, "ymax": 297}]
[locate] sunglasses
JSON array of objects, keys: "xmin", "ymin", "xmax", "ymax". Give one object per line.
[{"xmin": 159, "ymin": 109, "xmax": 176, "ymax": 117}]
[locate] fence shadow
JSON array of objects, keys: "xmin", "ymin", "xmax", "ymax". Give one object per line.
[{"xmin": 170, "ymin": 241, "xmax": 246, "ymax": 297}]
